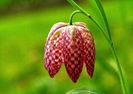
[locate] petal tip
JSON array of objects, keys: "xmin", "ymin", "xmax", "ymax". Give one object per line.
[
  {"xmin": 49, "ymin": 74, "xmax": 55, "ymax": 78},
  {"xmin": 72, "ymin": 80, "xmax": 77, "ymax": 83}
]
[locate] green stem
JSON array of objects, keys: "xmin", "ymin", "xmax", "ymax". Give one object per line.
[
  {"xmin": 67, "ymin": 0, "xmax": 110, "ymax": 43},
  {"xmin": 67, "ymin": 0, "xmax": 128, "ymax": 94},
  {"xmin": 89, "ymin": 16, "xmax": 110, "ymax": 44},
  {"xmin": 69, "ymin": 10, "xmax": 81, "ymax": 25},
  {"xmin": 94, "ymin": 0, "xmax": 128, "ymax": 94},
  {"xmin": 67, "ymin": 0, "xmax": 90, "ymax": 17},
  {"xmin": 110, "ymin": 43, "xmax": 128, "ymax": 94},
  {"xmin": 94, "ymin": 0, "xmax": 112, "ymax": 41}
]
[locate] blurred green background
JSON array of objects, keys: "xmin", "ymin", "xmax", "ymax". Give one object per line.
[{"xmin": 0, "ymin": 0, "xmax": 133, "ymax": 94}]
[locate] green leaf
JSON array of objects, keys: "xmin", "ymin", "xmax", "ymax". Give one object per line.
[{"xmin": 94, "ymin": 0, "xmax": 112, "ymax": 41}]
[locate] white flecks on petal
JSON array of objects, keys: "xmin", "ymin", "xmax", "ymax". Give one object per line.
[{"xmin": 49, "ymin": 56, "xmax": 52, "ymax": 60}]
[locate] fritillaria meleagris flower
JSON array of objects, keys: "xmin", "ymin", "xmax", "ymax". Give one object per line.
[{"xmin": 44, "ymin": 22, "xmax": 95, "ymax": 82}]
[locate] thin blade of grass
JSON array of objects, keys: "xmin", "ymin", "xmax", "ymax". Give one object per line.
[{"xmin": 94, "ymin": 0, "xmax": 112, "ymax": 41}]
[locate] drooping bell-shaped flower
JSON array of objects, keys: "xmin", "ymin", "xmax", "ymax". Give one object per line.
[{"xmin": 44, "ymin": 22, "xmax": 95, "ymax": 82}]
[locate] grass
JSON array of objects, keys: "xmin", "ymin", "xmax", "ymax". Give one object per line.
[{"xmin": 0, "ymin": 1, "xmax": 133, "ymax": 94}]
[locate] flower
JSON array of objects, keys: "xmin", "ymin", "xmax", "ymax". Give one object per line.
[{"xmin": 44, "ymin": 22, "xmax": 95, "ymax": 82}]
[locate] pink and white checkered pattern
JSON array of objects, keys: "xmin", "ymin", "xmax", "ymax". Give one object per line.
[{"xmin": 44, "ymin": 22, "xmax": 95, "ymax": 83}]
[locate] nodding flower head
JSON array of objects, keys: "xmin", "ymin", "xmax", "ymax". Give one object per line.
[{"xmin": 44, "ymin": 22, "xmax": 95, "ymax": 83}]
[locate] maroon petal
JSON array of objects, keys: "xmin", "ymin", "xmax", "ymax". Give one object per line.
[
  {"xmin": 44, "ymin": 23, "xmax": 67, "ymax": 77},
  {"xmin": 63, "ymin": 26, "xmax": 84, "ymax": 82},
  {"xmin": 45, "ymin": 22, "xmax": 67, "ymax": 47},
  {"xmin": 80, "ymin": 26, "xmax": 95, "ymax": 78},
  {"xmin": 44, "ymin": 22, "xmax": 95, "ymax": 82},
  {"xmin": 74, "ymin": 22, "xmax": 87, "ymax": 28}
]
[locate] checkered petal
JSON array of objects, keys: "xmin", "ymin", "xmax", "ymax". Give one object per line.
[
  {"xmin": 63, "ymin": 26, "xmax": 84, "ymax": 82},
  {"xmin": 77, "ymin": 23, "xmax": 95, "ymax": 78},
  {"xmin": 44, "ymin": 22, "xmax": 67, "ymax": 77},
  {"xmin": 44, "ymin": 22, "xmax": 95, "ymax": 82}
]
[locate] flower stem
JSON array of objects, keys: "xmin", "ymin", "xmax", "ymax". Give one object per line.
[
  {"xmin": 88, "ymin": 16, "xmax": 110, "ymax": 44},
  {"xmin": 110, "ymin": 43, "xmax": 128, "ymax": 94},
  {"xmin": 67, "ymin": 0, "xmax": 128, "ymax": 94},
  {"xmin": 69, "ymin": 10, "xmax": 81, "ymax": 25},
  {"xmin": 94, "ymin": 0, "xmax": 128, "ymax": 94},
  {"xmin": 67, "ymin": 0, "xmax": 110, "ymax": 43},
  {"xmin": 67, "ymin": 0, "xmax": 90, "ymax": 17}
]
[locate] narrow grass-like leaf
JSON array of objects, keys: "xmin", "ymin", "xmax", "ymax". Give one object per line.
[
  {"xmin": 94, "ymin": 0, "xmax": 128, "ymax": 94},
  {"xmin": 94, "ymin": 0, "xmax": 112, "ymax": 41}
]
